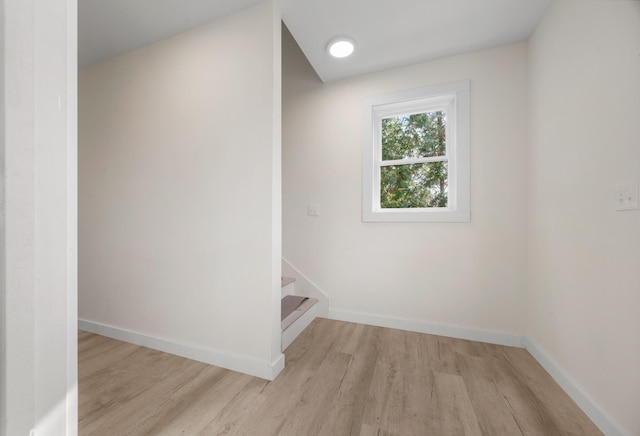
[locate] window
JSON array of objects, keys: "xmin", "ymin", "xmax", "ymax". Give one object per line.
[{"xmin": 362, "ymin": 80, "xmax": 470, "ymax": 222}]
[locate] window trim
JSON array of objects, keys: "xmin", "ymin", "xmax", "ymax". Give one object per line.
[{"xmin": 362, "ymin": 80, "xmax": 470, "ymax": 223}]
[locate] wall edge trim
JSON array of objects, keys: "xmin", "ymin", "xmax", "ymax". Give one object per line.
[
  {"xmin": 524, "ymin": 337, "xmax": 628, "ymax": 436},
  {"xmin": 78, "ymin": 319, "xmax": 285, "ymax": 381},
  {"xmin": 327, "ymin": 308, "xmax": 525, "ymax": 347}
]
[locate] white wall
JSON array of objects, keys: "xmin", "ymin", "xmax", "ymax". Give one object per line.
[
  {"xmin": 282, "ymin": 29, "xmax": 529, "ymax": 337},
  {"xmin": 1, "ymin": 0, "xmax": 78, "ymax": 435},
  {"xmin": 528, "ymin": 1, "xmax": 640, "ymax": 434},
  {"xmin": 79, "ymin": 1, "xmax": 283, "ymax": 379}
]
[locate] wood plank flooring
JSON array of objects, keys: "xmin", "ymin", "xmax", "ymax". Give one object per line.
[{"xmin": 79, "ymin": 318, "xmax": 602, "ymax": 436}]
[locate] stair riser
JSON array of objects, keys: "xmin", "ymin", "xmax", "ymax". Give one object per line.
[
  {"xmin": 282, "ymin": 303, "xmax": 318, "ymax": 351},
  {"xmin": 281, "ymin": 282, "xmax": 295, "ymax": 298}
]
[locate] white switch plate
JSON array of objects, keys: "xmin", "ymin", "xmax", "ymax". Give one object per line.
[
  {"xmin": 616, "ymin": 182, "xmax": 638, "ymax": 211},
  {"xmin": 308, "ymin": 203, "xmax": 320, "ymax": 216}
]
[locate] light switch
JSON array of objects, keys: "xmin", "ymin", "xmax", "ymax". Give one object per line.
[
  {"xmin": 616, "ymin": 182, "xmax": 638, "ymax": 211},
  {"xmin": 308, "ymin": 204, "xmax": 320, "ymax": 216}
]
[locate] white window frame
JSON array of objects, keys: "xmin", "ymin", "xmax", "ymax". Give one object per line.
[{"xmin": 362, "ymin": 80, "xmax": 470, "ymax": 223}]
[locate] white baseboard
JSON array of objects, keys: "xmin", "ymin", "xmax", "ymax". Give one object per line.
[
  {"xmin": 524, "ymin": 337, "xmax": 628, "ymax": 436},
  {"xmin": 78, "ymin": 319, "xmax": 285, "ymax": 381},
  {"xmin": 328, "ymin": 308, "xmax": 525, "ymax": 347}
]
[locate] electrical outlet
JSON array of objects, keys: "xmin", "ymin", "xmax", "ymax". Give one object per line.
[
  {"xmin": 616, "ymin": 183, "xmax": 638, "ymax": 211},
  {"xmin": 308, "ymin": 204, "xmax": 320, "ymax": 216}
]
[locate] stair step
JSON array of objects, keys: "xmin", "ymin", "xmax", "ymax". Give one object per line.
[
  {"xmin": 281, "ymin": 296, "xmax": 318, "ymax": 331},
  {"xmin": 281, "ymin": 295, "xmax": 307, "ymax": 321},
  {"xmin": 281, "ymin": 276, "xmax": 295, "ymax": 288}
]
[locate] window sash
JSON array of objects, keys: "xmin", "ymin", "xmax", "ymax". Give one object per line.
[{"xmin": 373, "ymin": 102, "xmax": 454, "ymax": 212}]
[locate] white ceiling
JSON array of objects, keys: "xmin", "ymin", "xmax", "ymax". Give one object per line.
[
  {"xmin": 78, "ymin": 0, "xmax": 264, "ymax": 68},
  {"xmin": 79, "ymin": 0, "xmax": 553, "ymax": 82}
]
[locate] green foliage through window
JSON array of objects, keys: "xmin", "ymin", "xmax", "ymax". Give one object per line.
[{"xmin": 380, "ymin": 111, "xmax": 448, "ymax": 208}]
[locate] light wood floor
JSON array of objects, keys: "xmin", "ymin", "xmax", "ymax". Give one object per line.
[{"xmin": 79, "ymin": 318, "xmax": 602, "ymax": 435}]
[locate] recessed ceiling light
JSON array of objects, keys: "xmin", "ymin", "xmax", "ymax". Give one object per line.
[{"xmin": 328, "ymin": 38, "xmax": 355, "ymax": 58}]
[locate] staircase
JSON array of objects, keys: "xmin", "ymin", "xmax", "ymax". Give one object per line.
[{"xmin": 281, "ymin": 276, "xmax": 318, "ymax": 351}]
